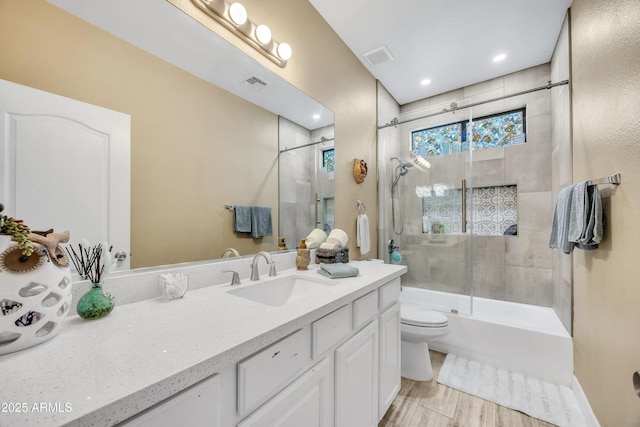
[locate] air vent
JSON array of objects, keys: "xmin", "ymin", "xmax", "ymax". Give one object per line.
[
  {"xmin": 363, "ymin": 45, "xmax": 394, "ymax": 67},
  {"xmin": 244, "ymin": 76, "xmax": 268, "ymax": 87}
]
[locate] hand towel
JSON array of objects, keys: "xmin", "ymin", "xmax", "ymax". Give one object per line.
[
  {"xmin": 357, "ymin": 213, "xmax": 371, "ymax": 255},
  {"xmin": 250, "ymin": 206, "xmax": 272, "ymax": 238},
  {"xmin": 549, "ymin": 185, "xmax": 575, "ymax": 254},
  {"xmin": 326, "ymin": 229, "xmax": 348, "ymax": 247},
  {"xmin": 306, "ymin": 228, "xmax": 328, "ymax": 249},
  {"xmin": 233, "ymin": 206, "xmax": 252, "ymax": 233},
  {"xmin": 317, "ymin": 262, "xmax": 359, "ymax": 279}
]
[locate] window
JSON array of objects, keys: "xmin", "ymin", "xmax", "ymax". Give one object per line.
[
  {"xmin": 411, "ymin": 108, "xmax": 525, "ymax": 158},
  {"xmin": 322, "ymin": 148, "xmax": 335, "ymax": 172}
]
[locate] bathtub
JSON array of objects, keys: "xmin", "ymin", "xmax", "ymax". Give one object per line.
[{"xmin": 400, "ymin": 286, "xmax": 574, "ymax": 386}]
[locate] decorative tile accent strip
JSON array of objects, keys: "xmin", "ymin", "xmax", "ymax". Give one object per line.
[{"xmin": 421, "ymin": 185, "xmax": 517, "ymax": 235}]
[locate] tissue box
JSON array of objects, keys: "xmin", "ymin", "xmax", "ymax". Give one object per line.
[{"xmin": 316, "ymin": 247, "xmax": 349, "ymax": 264}]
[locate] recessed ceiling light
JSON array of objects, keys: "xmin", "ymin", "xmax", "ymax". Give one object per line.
[
  {"xmin": 420, "ymin": 79, "xmax": 431, "ymax": 86},
  {"xmin": 493, "ymin": 54, "xmax": 506, "ymax": 62},
  {"xmin": 313, "ymin": 114, "xmax": 320, "ymax": 119}
]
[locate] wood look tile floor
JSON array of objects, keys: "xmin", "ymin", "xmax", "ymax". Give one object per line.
[{"xmin": 379, "ymin": 351, "xmax": 558, "ymax": 427}]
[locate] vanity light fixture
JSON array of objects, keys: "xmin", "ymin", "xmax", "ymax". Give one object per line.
[{"xmin": 192, "ymin": 0, "xmax": 292, "ymax": 67}]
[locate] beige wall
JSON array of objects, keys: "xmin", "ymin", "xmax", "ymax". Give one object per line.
[
  {"xmin": 571, "ymin": 0, "xmax": 640, "ymax": 425},
  {"xmin": 0, "ymin": 0, "xmax": 377, "ymax": 267}
]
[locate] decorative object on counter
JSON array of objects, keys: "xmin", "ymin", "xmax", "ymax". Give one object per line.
[
  {"xmin": 305, "ymin": 228, "xmax": 327, "ymax": 249},
  {"xmin": 356, "ymin": 200, "xmax": 370, "ymax": 255},
  {"xmin": 0, "ymin": 204, "xmax": 73, "ymax": 355},
  {"xmin": 66, "ymin": 241, "xmax": 116, "ymax": 320},
  {"xmin": 278, "ymin": 237, "xmax": 287, "ymax": 250},
  {"xmin": 353, "ymin": 158, "xmax": 368, "ymax": 184},
  {"xmin": 316, "ymin": 247, "xmax": 349, "ymax": 264},
  {"xmin": 158, "ymin": 273, "xmax": 189, "ymax": 299},
  {"xmin": 0, "ymin": 203, "xmax": 35, "ymax": 258},
  {"xmin": 295, "ymin": 239, "xmax": 310, "ymax": 271},
  {"xmin": 317, "ymin": 262, "xmax": 359, "ymax": 279}
]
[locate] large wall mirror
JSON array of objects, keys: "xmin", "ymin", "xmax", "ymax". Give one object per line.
[{"xmin": 8, "ymin": 0, "xmax": 335, "ymax": 270}]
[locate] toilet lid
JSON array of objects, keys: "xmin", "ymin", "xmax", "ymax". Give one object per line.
[{"xmin": 401, "ymin": 304, "xmax": 448, "ymax": 327}]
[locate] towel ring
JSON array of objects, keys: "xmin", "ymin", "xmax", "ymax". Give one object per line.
[{"xmin": 357, "ymin": 200, "xmax": 366, "ymax": 215}]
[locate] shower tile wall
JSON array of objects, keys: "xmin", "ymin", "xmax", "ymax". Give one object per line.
[
  {"xmin": 398, "ymin": 64, "xmax": 554, "ymax": 307},
  {"xmin": 421, "ymin": 185, "xmax": 517, "ymax": 235}
]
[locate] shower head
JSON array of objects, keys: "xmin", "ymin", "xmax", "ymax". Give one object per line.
[{"xmin": 390, "ymin": 156, "xmax": 415, "ymax": 170}]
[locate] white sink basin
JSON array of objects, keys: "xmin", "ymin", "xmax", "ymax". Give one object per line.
[{"xmin": 227, "ymin": 275, "xmax": 337, "ymax": 307}]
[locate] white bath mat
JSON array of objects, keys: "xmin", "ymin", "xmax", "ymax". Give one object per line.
[{"xmin": 438, "ymin": 353, "xmax": 586, "ymax": 427}]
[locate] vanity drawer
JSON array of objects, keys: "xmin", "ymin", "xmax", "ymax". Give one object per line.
[
  {"xmin": 312, "ymin": 304, "xmax": 351, "ymax": 359},
  {"xmin": 237, "ymin": 329, "xmax": 305, "ymax": 415},
  {"xmin": 379, "ymin": 278, "xmax": 401, "ymax": 310},
  {"xmin": 353, "ymin": 290, "xmax": 379, "ymax": 330}
]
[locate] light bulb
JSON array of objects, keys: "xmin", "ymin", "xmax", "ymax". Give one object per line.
[
  {"xmin": 256, "ymin": 24, "xmax": 272, "ymax": 44},
  {"xmin": 277, "ymin": 43, "xmax": 292, "ymax": 60},
  {"xmin": 229, "ymin": 3, "xmax": 247, "ymax": 26}
]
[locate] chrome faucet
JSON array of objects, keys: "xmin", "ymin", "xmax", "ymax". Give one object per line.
[{"xmin": 250, "ymin": 251, "xmax": 276, "ymax": 281}]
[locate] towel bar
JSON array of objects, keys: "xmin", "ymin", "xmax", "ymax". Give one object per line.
[{"xmin": 587, "ymin": 173, "xmax": 621, "ymax": 186}]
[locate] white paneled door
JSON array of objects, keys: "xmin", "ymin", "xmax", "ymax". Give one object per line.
[{"xmin": 0, "ymin": 79, "xmax": 131, "ymax": 270}]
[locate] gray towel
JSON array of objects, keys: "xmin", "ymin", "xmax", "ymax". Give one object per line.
[
  {"xmin": 570, "ymin": 182, "xmax": 602, "ymax": 250},
  {"xmin": 250, "ymin": 206, "xmax": 272, "ymax": 238},
  {"xmin": 549, "ymin": 185, "xmax": 575, "ymax": 254},
  {"xmin": 233, "ymin": 206, "xmax": 252, "ymax": 233},
  {"xmin": 317, "ymin": 262, "xmax": 359, "ymax": 279}
]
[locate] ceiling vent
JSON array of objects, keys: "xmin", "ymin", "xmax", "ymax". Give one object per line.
[
  {"xmin": 363, "ymin": 45, "xmax": 394, "ymax": 67},
  {"xmin": 243, "ymin": 76, "xmax": 268, "ymax": 89}
]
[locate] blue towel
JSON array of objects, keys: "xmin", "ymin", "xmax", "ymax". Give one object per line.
[
  {"xmin": 233, "ymin": 206, "xmax": 252, "ymax": 233},
  {"xmin": 317, "ymin": 263, "xmax": 359, "ymax": 279},
  {"xmin": 549, "ymin": 185, "xmax": 575, "ymax": 254},
  {"xmin": 250, "ymin": 206, "xmax": 272, "ymax": 238}
]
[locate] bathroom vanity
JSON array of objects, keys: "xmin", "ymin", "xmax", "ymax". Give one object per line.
[{"xmin": 0, "ymin": 258, "xmax": 405, "ymax": 426}]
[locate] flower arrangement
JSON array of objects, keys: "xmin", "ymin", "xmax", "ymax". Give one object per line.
[
  {"xmin": 66, "ymin": 240, "xmax": 116, "ymax": 284},
  {"xmin": 0, "ymin": 203, "xmax": 35, "ymax": 256}
]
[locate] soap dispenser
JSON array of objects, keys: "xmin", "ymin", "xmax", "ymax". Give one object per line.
[{"xmin": 296, "ymin": 238, "xmax": 310, "ymax": 271}]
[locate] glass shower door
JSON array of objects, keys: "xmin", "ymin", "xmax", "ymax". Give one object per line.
[{"xmin": 393, "ymin": 100, "xmax": 474, "ymax": 315}]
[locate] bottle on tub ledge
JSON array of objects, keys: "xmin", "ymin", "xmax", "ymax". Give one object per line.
[{"xmin": 296, "ymin": 238, "xmax": 310, "ymax": 270}]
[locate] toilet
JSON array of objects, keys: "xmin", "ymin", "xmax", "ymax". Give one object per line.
[{"xmin": 400, "ymin": 303, "xmax": 449, "ymax": 381}]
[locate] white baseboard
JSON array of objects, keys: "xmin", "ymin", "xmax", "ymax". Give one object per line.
[{"xmin": 572, "ymin": 375, "xmax": 601, "ymax": 427}]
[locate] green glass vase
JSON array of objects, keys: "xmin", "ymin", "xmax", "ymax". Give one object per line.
[{"xmin": 77, "ymin": 283, "xmax": 114, "ymax": 320}]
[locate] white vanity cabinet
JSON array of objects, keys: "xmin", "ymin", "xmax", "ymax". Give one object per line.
[
  {"xmin": 335, "ymin": 319, "xmax": 379, "ymax": 427},
  {"xmin": 118, "ymin": 374, "xmax": 220, "ymax": 427},
  {"xmin": 238, "ymin": 357, "xmax": 333, "ymax": 427},
  {"xmin": 378, "ymin": 278, "xmax": 402, "ymax": 419},
  {"xmin": 219, "ymin": 275, "xmax": 402, "ymax": 427},
  {"xmin": 378, "ymin": 302, "xmax": 401, "ymax": 418}
]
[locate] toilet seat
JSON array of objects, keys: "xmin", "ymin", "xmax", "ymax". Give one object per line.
[{"xmin": 401, "ymin": 304, "xmax": 448, "ymax": 328}]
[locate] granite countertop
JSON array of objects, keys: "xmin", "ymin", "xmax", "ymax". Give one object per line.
[{"xmin": 0, "ymin": 261, "xmax": 406, "ymax": 426}]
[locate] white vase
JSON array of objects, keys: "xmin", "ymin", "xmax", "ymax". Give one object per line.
[{"xmin": 0, "ymin": 235, "xmax": 73, "ymax": 355}]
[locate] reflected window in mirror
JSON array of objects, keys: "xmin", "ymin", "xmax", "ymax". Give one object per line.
[
  {"xmin": 323, "ymin": 198, "xmax": 335, "ymax": 233},
  {"xmin": 322, "ymin": 148, "xmax": 335, "ymax": 173}
]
